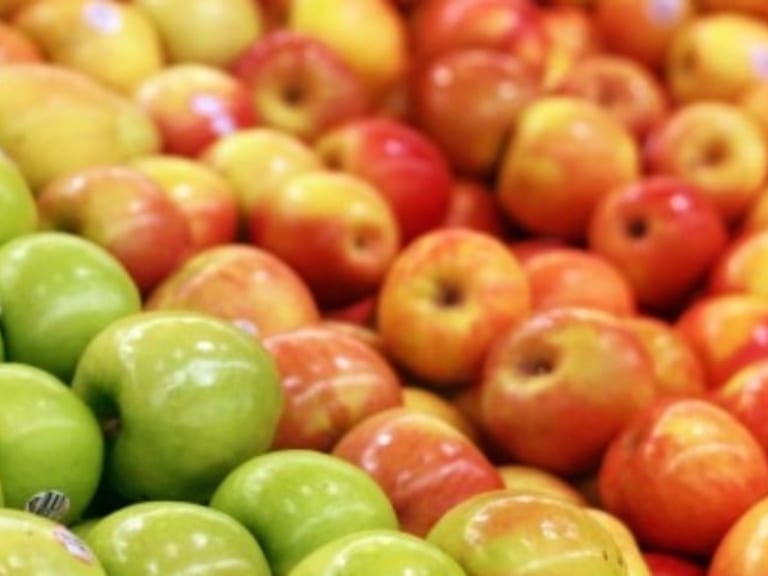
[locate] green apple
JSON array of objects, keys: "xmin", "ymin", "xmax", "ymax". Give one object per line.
[
  {"xmin": 209, "ymin": 449, "xmax": 399, "ymax": 576},
  {"xmin": 0, "ymin": 363, "xmax": 103, "ymax": 525},
  {"xmin": 0, "ymin": 508, "xmax": 107, "ymax": 574},
  {"xmin": 0, "ymin": 150, "xmax": 36, "ymax": 246},
  {"xmin": 83, "ymin": 501, "xmax": 270, "ymax": 575},
  {"xmin": 0, "ymin": 231, "xmax": 141, "ymax": 382},
  {"xmin": 71, "ymin": 309, "xmax": 283, "ymax": 503},
  {"xmin": 288, "ymin": 529, "xmax": 467, "ymax": 576}
]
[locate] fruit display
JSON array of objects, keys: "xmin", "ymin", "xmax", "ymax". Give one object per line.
[{"xmin": 5, "ymin": 0, "xmax": 768, "ymax": 574}]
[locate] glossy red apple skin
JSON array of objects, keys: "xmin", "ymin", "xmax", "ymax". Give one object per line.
[
  {"xmin": 588, "ymin": 176, "xmax": 729, "ymax": 314},
  {"xmin": 332, "ymin": 407, "xmax": 505, "ymax": 537},
  {"xmin": 145, "ymin": 243, "xmax": 321, "ymax": 339},
  {"xmin": 440, "ymin": 178, "xmax": 508, "ymax": 238},
  {"xmin": 713, "ymin": 360, "xmax": 768, "ymax": 457},
  {"xmin": 263, "ymin": 325, "xmax": 403, "ymax": 452},
  {"xmin": 314, "ymin": 116, "xmax": 454, "ymax": 244},
  {"xmin": 37, "ymin": 165, "xmax": 192, "ymax": 294},
  {"xmin": 135, "ymin": 64, "xmax": 257, "ymax": 157},
  {"xmin": 231, "ymin": 29, "xmax": 370, "ymax": 141}
]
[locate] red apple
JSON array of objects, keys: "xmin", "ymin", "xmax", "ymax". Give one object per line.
[
  {"xmin": 0, "ymin": 20, "xmax": 42, "ymax": 63},
  {"xmin": 709, "ymin": 229, "xmax": 768, "ymax": 300},
  {"xmin": 709, "ymin": 495, "xmax": 768, "ymax": 576},
  {"xmin": 539, "ymin": 4, "xmax": 603, "ymax": 88},
  {"xmin": 332, "ymin": 407, "xmax": 505, "ymax": 537},
  {"xmin": 440, "ymin": 178, "xmax": 508, "ymax": 238},
  {"xmin": 642, "ymin": 552, "xmax": 705, "ymax": 576},
  {"xmin": 314, "ymin": 116, "xmax": 454, "ymax": 244}
]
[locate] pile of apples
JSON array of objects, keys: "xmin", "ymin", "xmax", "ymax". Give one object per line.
[{"xmin": 5, "ymin": 0, "xmax": 768, "ymax": 574}]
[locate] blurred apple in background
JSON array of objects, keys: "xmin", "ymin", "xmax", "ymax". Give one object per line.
[
  {"xmin": 440, "ymin": 178, "xmax": 508, "ymax": 238},
  {"xmin": 37, "ymin": 165, "xmax": 193, "ymax": 295},
  {"xmin": 712, "ymin": 359, "xmax": 768, "ymax": 456},
  {"xmin": 643, "ymin": 552, "xmax": 706, "ymax": 576},
  {"xmin": 708, "ymin": 229, "xmax": 768, "ymax": 299},
  {"xmin": 146, "ymin": 243, "xmax": 320, "ymax": 339},
  {"xmin": 739, "ymin": 81, "xmax": 768, "ymax": 146},
  {"xmin": 708, "ymin": 495, "xmax": 768, "ymax": 576},
  {"xmin": 698, "ymin": 0, "xmax": 768, "ymax": 19},
  {"xmin": 210, "ymin": 449, "xmax": 399, "ymax": 576},
  {"xmin": 0, "ymin": 20, "xmax": 42, "ymax": 63},
  {"xmin": 72, "ymin": 310, "xmax": 284, "ymax": 503},
  {"xmin": 539, "ymin": 4, "xmax": 603, "ymax": 88},
  {"xmin": 333, "ymin": 407, "xmax": 504, "ymax": 537},
  {"xmin": 0, "ymin": 151, "xmax": 36, "ymax": 246},
  {"xmin": 315, "ymin": 116, "xmax": 454, "ymax": 244},
  {"xmin": 0, "ymin": 231, "xmax": 141, "ymax": 382},
  {"xmin": 134, "ymin": 64, "xmax": 257, "ymax": 157},
  {"xmin": 497, "ymin": 96, "xmax": 640, "ymax": 241},
  {"xmin": 496, "ymin": 464, "xmax": 588, "ymax": 506},
  {"xmin": 263, "ymin": 325, "xmax": 403, "ymax": 452},
  {"xmin": 376, "ymin": 228, "xmax": 530, "ymax": 388},
  {"xmin": 232, "ymin": 30, "xmax": 369, "ymax": 141}
]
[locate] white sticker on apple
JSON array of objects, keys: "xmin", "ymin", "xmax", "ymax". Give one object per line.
[
  {"xmin": 53, "ymin": 526, "xmax": 97, "ymax": 565},
  {"xmin": 647, "ymin": 0, "xmax": 685, "ymax": 25},
  {"xmin": 25, "ymin": 490, "xmax": 71, "ymax": 522},
  {"xmin": 751, "ymin": 46, "xmax": 768, "ymax": 80}
]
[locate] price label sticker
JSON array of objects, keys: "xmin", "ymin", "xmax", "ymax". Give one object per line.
[
  {"xmin": 647, "ymin": 0, "xmax": 685, "ymax": 26},
  {"xmin": 25, "ymin": 490, "xmax": 71, "ymax": 522},
  {"xmin": 53, "ymin": 526, "xmax": 97, "ymax": 565}
]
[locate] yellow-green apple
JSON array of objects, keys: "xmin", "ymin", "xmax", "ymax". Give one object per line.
[
  {"xmin": 587, "ymin": 508, "xmax": 651, "ymax": 576},
  {"xmin": 496, "ymin": 95, "xmax": 640, "ymax": 242},
  {"xmin": 13, "ymin": 0, "xmax": 164, "ymax": 94},
  {"xmin": 134, "ymin": 0, "xmax": 264, "ymax": 67},
  {"xmin": 479, "ymin": 306, "xmax": 657, "ymax": 477},
  {"xmin": 709, "ymin": 229, "xmax": 768, "ymax": 299},
  {"xmin": 82, "ymin": 501, "xmax": 271, "ymax": 576},
  {"xmin": 623, "ymin": 315, "xmax": 708, "ymax": 397},
  {"xmin": 0, "ymin": 20, "xmax": 42, "ymax": 63},
  {"xmin": 134, "ymin": 64, "xmax": 256, "ymax": 157},
  {"xmin": 37, "ymin": 165, "xmax": 193, "ymax": 295},
  {"xmin": 0, "ymin": 63, "xmax": 159, "ymax": 192},
  {"xmin": 599, "ymin": 397, "xmax": 768, "ymax": 557},
  {"xmin": 553, "ymin": 54, "xmax": 670, "ymax": 139},
  {"xmin": 712, "ymin": 359, "xmax": 768, "ymax": 456},
  {"xmin": 200, "ymin": 127, "xmax": 322, "ymax": 229},
  {"xmin": 0, "ymin": 508, "xmax": 106, "ymax": 575},
  {"xmin": 209, "ymin": 449, "xmax": 399, "ymax": 576},
  {"xmin": 0, "ymin": 363, "xmax": 103, "ymax": 525},
  {"xmin": 248, "ymin": 169, "xmax": 400, "ymax": 309},
  {"xmin": 514, "ymin": 245, "xmax": 637, "ymax": 317},
  {"xmin": 401, "ymin": 385, "xmax": 480, "ymax": 442},
  {"xmin": 71, "ymin": 310, "xmax": 283, "ymax": 503},
  {"xmin": 411, "ymin": 48, "xmax": 540, "ymax": 176},
  {"xmin": 587, "ymin": 176, "xmax": 729, "ymax": 313},
  {"xmin": 287, "ymin": 529, "xmax": 467, "ymax": 576},
  {"xmin": 332, "ymin": 407, "xmax": 505, "ymax": 537},
  {"xmin": 698, "ymin": 0, "xmax": 768, "ymax": 18},
  {"xmin": 287, "ymin": 0, "xmax": 408, "ymax": 101},
  {"xmin": 0, "ymin": 231, "xmax": 141, "ymax": 382},
  {"xmin": 665, "ymin": 12, "xmax": 768, "ymax": 104},
  {"xmin": 0, "ymin": 150, "xmax": 36, "ymax": 246},
  {"xmin": 739, "ymin": 82, "xmax": 768, "ymax": 146},
  {"xmin": 496, "ymin": 464, "xmax": 588, "ymax": 506},
  {"xmin": 314, "ymin": 116, "xmax": 454, "ymax": 244},
  {"xmin": 708, "ymin": 495, "xmax": 768, "ymax": 576},
  {"xmin": 146, "ymin": 243, "xmax": 320, "ymax": 339},
  {"xmin": 263, "ymin": 325, "xmax": 403, "ymax": 452},
  {"xmin": 674, "ymin": 293, "xmax": 768, "ymax": 389},
  {"xmin": 593, "ymin": 0, "xmax": 696, "ymax": 71},
  {"xmin": 740, "ymin": 183, "xmax": 768, "ymax": 234},
  {"xmin": 426, "ymin": 490, "xmax": 628, "ymax": 575},
  {"xmin": 440, "ymin": 178, "xmax": 508, "ymax": 238},
  {"xmin": 643, "ymin": 552, "xmax": 706, "ymax": 576},
  {"xmin": 644, "ymin": 101, "xmax": 768, "ymax": 225},
  {"xmin": 231, "ymin": 30, "xmax": 370, "ymax": 141},
  {"xmin": 129, "ymin": 154, "xmax": 239, "ymax": 253},
  {"xmin": 376, "ymin": 228, "xmax": 531, "ymax": 387}
]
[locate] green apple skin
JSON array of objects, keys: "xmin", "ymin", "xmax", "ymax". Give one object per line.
[
  {"xmin": 0, "ymin": 231, "xmax": 141, "ymax": 382},
  {"xmin": 0, "ymin": 508, "xmax": 107, "ymax": 575},
  {"xmin": 288, "ymin": 529, "xmax": 467, "ymax": 576},
  {"xmin": 209, "ymin": 449, "xmax": 400, "ymax": 576},
  {"xmin": 0, "ymin": 151, "xmax": 36, "ymax": 246},
  {"xmin": 83, "ymin": 501, "xmax": 271, "ymax": 576},
  {"xmin": 0, "ymin": 363, "xmax": 103, "ymax": 525},
  {"xmin": 72, "ymin": 309, "xmax": 284, "ymax": 503}
]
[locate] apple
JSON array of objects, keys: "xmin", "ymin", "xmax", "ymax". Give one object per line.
[
  {"xmin": 599, "ymin": 396, "xmax": 768, "ymax": 557},
  {"xmin": 71, "ymin": 309, "xmax": 284, "ymax": 503},
  {"xmin": 712, "ymin": 359, "xmax": 768, "ymax": 456},
  {"xmin": 496, "ymin": 464, "xmax": 588, "ymax": 506},
  {"xmin": 146, "ymin": 243, "xmax": 321, "ymax": 339},
  {"xmin": 440, "ymin": 177, "xmax": 508, "ymax": 238},
  {"xmin": 83, "ymin": 501, "xmax": 271, "ymax": 576},
  {"xmin": 314, "ymin": 116, "xmax": 454, "ymax": 244},
  {"xmin": 479, "ymin": 306, "xmax": 657, "ymax": 476},
  {"xmin": 739, "ymin": 183, "xmax": 768, "ymax": 234},
  {"xmin": 37, "ymin": 164, "xmax": 193, "ymax": 294},
  {"xmin": 496, "ymin": 95, "xmax": 640, "ymax": 242},
  {"xmin": 644, "ymin": 101, "xmax": 768, "ymax": 225},
  {"xmin": 0, "ymin": 508, "xmax": 106, "ymax": 575},
  {"xmin": 642, "ymin": 552, "xmax": 706, "ymax": 576},
  {"xmin": 287, "ymin": 529, "xmax": 467, "ymax": 576},
  {"xmin": 587, "ymin": 176, "xmax": 729, "ymax": 313},
  {"xmin": 0, "ymin": 150, "xmax": 36, "ymax": 246},
  {"xmin": 739, "ymin": 81, "xmax": 768, "ymax": 146},
  {"xmin": 664, "ymin": 12, "xmax": 768, "ymax": 105},
  {"xmin": 401, "ymin": 385, "xmax": 480, "ymax": 442},
  {"xmin": 332, "ymin": 407, "xmax": 505, "ymax": 537},
  {"xmin": 231, "ymin": 30, "xmax": 370, "ymax": 141},
  {"xmin": 0, "ymin": 231, "xmax": 141, "ymax": 382},
  {"xmin": 248, "ymin": 169, "xmax": 400, "ymax": 309},
  {"xmin": 376, "ymin": 228, "xmax": 531, "ymax": 387},
  {"xmin": 708, "ymin": 495, "xmax": 768, "ymax": 576},
  {"xmin": 709, "ymin": 229, "xmax": 768, "ymax": 300},
  {"xmin": 587, "ymin": 508, "xmax": 651, "ymax": 576},
  {"xmin": 426, "ymin": 490, "xmax": 628, "ymax": 575},
  {"xmin": 539, "ymin": 4, "xmax": 603, "ymax": 88},
  {"xmin": 209, "ymin": 449, "xmax": 399, "ymax": 576},
  {"xmin": 128, "ymin": 154, "xmax": 239, "ymax": 253},
  {"xmin": 262, "ymin": 325, "xmax": 403, "ymax": 452},
  {"xmin": 134, "ymin": 64, "xmax": 257, "ymax": 157},
  {"xmin": 0, "ymin": 20, "xmax": 42, "ymax": 63}
]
